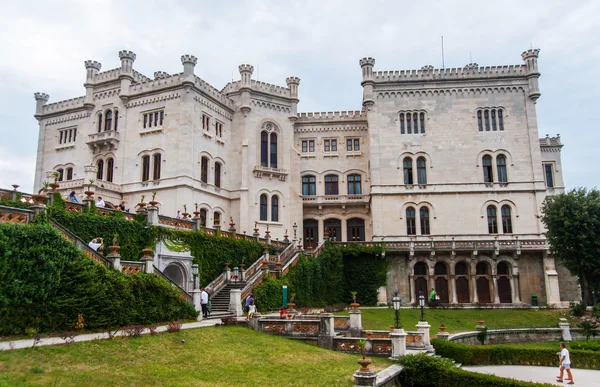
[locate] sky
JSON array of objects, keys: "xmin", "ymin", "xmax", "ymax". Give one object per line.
[{"xmin": 0, "ymin": 0, "xmax": 598, "ymax": 193}]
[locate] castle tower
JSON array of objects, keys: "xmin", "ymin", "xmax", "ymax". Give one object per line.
[
  {"xmin": 286, "ymin": 76, "xmax": 300, "ymax": 119},
  {"xmin": 118, "ymin": 50, "xmax": 136, "ymax": 101},
  {"xmin": 181, "ymin": 55, "xmax": 198, "ymax": 78},
  {"xmin": 522, "ymin": 48, "xmax": 541, "ymax": 102},
  {"xmin": 34, "ymin": 92, "xmax": 49, "ymax": 117},
  {"xmin": 84, "ymin": 60, "xmax": 101, "ymax": 108},
  {"xmin": 238, "ymin": 64, "xmax": 254, "ymax": 116},
  {"xmin": 359, "ymin": 57, "xmax": 375, "ymax": 109}
]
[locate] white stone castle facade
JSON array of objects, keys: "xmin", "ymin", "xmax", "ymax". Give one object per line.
[{"xmin": 33, "ymin": 48, "xmax": 578, "ymax": 305}]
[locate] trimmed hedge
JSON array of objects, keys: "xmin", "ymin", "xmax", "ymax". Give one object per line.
[
  {"xmin": 252, "ymin": 276, "xmax": 289, "ymax": 312},
  {"xmin": 0, "ymin": 222, "xmax": 197, "ymax": 335},
  {"xmin": 432, "ymin": 339, "xmax": 600, "ymax": 370},
  {"xmin": 399, "ymin": 353, "xmax": 555, "ymax": 387}
]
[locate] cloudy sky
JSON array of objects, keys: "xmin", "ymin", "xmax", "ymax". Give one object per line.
[{"xmin": 0, "ymin": 0, "xmax": 598, "ymax": 193}]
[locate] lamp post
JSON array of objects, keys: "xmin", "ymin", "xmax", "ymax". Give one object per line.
[
  {"xmin": 419, "ymin": 292, "xmax": 425, "ymax": 322},
  {"xmin": 192, "ymin": 263, "xmax": 199, "ymax": 290},
  {"xmin": 392, "ymin": 291, "xmax": 402, "ymax": 329},
  {"xmin": 293, "ymin": 222, "xmax": 298, "ymax": 242},
  {"xmin": 233, "ymin": 266, "xmax": 239, "ymax": 286}
]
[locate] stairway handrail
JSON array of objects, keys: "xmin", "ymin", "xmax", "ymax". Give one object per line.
[
  {"xmin": 153, "ymin": 265, "xmax": 192, "ymax": 302},
  {"xmin": 49, "ymin": 218, "xmax": 111, "ymax": 267}
]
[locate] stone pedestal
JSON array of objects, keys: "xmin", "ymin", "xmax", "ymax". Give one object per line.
[
  {"xmin": 389, "ymin": 328, "xmax": 408, "ymax": 360},
  {"xmin": 353, "ymin": 369, "xmax": 377, "ymax": 387},
  {"xmin": 349, "ymin": 309, "xmax": 363, "ymax": 337},
  {"xmin": 436, "ymin": 331, "xmax": 449, "ymax": 341},
  {"xmin": 248, "ymin": 312, "xmax": 262, "ymax": 331},
  {"xmin": 229, "ymin": 289, "xmax": 243, "ymax": 317},
  {"xmin": 106, "ymin": 250, "xmax": 122, "ymax": 271},
  {"xmin": 225, "ymin": 266, "xmax": 231, "ymax": 282},
  {"xmin": 416, "ymin": 321, "xmax": 433, "ymax": 351},
  {"xmin": 147, "ymin": 207, "xmax": 159, "ymax": 226},
  {"xmin": 318, "ymin": 313, "xmax": 335, "ymax": 350},
  {"xmin": 192, "ymin": 289, "xmax": 202, "ymax": 321},
  {"xmin": 140, "ymin": 248, "xmax": 154, "ymax": 274},
  {"xmin": 559, "ymin": 318, "xmax": 572, "ymax": 341}
]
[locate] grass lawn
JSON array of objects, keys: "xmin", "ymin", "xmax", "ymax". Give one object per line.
[
  {"xmin": 0, "ymin": 326, "xmax": 391, "ymax": 387},
  {"xmin": 336, "ymin": 307, "xmax": 573, "ymax": 335}
]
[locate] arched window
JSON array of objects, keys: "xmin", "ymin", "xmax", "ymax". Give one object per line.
[
  {"xmin": 420, "ymin": 112, "xmax": 425, "ymax": 133},
  {"xmin": 413, "ymin": 113, "xmax": 419, "ymax": 134},
  {"xmin": 477, "ymin": 110, "xmax": 483, "ymax": 131},
  {"xmin": 259, "ymin": 194, "xmax": 268, "ymax": 221},
  {"xmin": 302, "ymin": 175, "xmax": 316, "ymax": 196},
  {"xmin": 324, "ymin": 218, "xmax": 342, "ymax": 241},
  {"xmin": 97, "ymin": 113, "xmax": 103, "ymax": 133},
  {"xmin": 66, "ymin": 167, "xmax": 73, "ymax": 181},
  {"xmin": 347, "ymin": 174, "xmax": 362, "ymax": 195},
  {"xmin": 114, "ymin": 110, "xmax": 119, "ymax": 131},
  {"xmin": 57, "ymin": 168, "xmax": 64, "ymax": 182},
  {"xmin": 434, "ymin": 262, "xmax": 447, "ymax": 275},
  {"xmin": 498, "ymin": 109, "xmax": 504, "ymax": 131},
  {"xmin": 414, "ymin": 262, "xmax": 427, "ymax": 275},
  {"xmin": 96, "ymin": 159, "xmax": 104, "ymax": 180},
  {"xmin": 106, "ymin": 158, "xmax": 114, "ymax": 182},
  {"xmin": 484, "ymin": 109, "xmax": 490, "ymax": 131},
  {"xmin": 260, "ymin": 132, "xmax": 268, "ymax": 167},
  {"xmin": 141, "ymin": 156, "xmax": 150, "ymax": 182},
  {"xmin": 201, "ymin": 157, "xmax": 209, "ymax": 183},
  {"xmin": 271, "ymin": 195, "xmax": 279, "ymax": 222},
  {"xmin": 214, "ymin": 211, "xmax": 221, "ymax": 226},
  {"xmin": 482, "ymin": 155, "xmax": 493, "ymax": 182},
  {"xmin": 214, "ymin": 162, "xmax": 222, "ymax": 188},
  {"xmin": 417, "ymin": 157, "xmax": 427, "ymax": 184},
  {"xmin": 455, "ymin": 262, "xmax": 468, "ymax": 275},
  {"xmin": 406, "ymin": 113, "xmax": 412, "ymax": 134},
  {"xmin": 403, "ymin": 157, "xmax": 413, "ymax": 185},
  {"xmin": 496, "ymin": 155, "xmax": 507, "ymax": 183},
  {"xmin": 497, "ymin": 262, "xmax": 509, "ymax": 275},
  {"xmin": 104, "ymin": 111, "xmax": 112, "ymax": 132},
  {"xmin": 476, "ymin": 262, "xmax": 489, "ymax": 275},
  {"xmin": 269, "ymin": 132, "xmax": 278, "ymax": 168},
  {"xmin": 200, "ymin": 209, "xmax": 207, "ymax": 227},
  {"xmin": 487, "ymin": 205, "xmax": 498, "ymax": 234},
  {"xmin": 501, "ymin": 205, "xmax": 513, "ymax": 233},
  {"xmin": 420, "ymin": 207, "xmax": 430, "ymax": 235},
  {"xmin": 406, "ymin": 207, "xmax": 416, "ymax": 235},
  {"xmin": 153, "ymin": 153, "xmax": 161, "ymax": 180},
  {"xmin": 400, "ymin": 113, "xmax": 405, "ymax": 134},
  {"xmin": 491, "ymin": 110, "xmax": 497, "ymax": 131},
  {"xmin": 324, "ymin": 175, "xmax": 339, "ymax": 195}
]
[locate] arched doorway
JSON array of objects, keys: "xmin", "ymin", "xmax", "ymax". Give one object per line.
[
  {"xmin": 497, "ymin": 262, "xmax": 512, "ymax": 303},
  {"xmin": 455, "ymin": 261, "xmax": 470, "ymax": 303},
  {"xmin": 476, "ymin": 262, "xmax": 492, "ymax": 303},
  {"xmin": 303, "ymin": 219, "xmax": 318, "ymax": 249},
  {"xmin": 347, "ymin": 218, "xmax": 365, "ymax": 241},
  {"xmin": 434, "ymin": 262, "xmax": 449, "ymax": 303},
  {"xmin": 414, "ymin": 262, "xmax": 428, "ymax": 303},
  {"xmin": 324, "ymin": 218, "xmax": 342, "ymax": 242},
  {"xmin": 164, "ymin": 263, "xmax": 186, "ymax": 289}
]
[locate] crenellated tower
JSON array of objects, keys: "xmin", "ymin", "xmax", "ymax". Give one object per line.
[
  {"xmin": 181, "ymin": 55, "xmax": 198, "ymax": 88},
  {"xmin": 83, "ymin": 60, "xmax": 101, "ymax": 109},
  {"xmin": 522, "ymin": 48, "xmax": 541, "ymax": 102},
  {"xmin": 286, "ymin": 76, "xmax": 300, "ymax": 119},
  {"xmin": 118, "ymin": 50, "xmax": 136, "ymax": 102},
  {"xmin": 359, "ymin": 57, "xmax": 375, "ymax": 109},
  {"xmin": 34, "ymin": 92, "xmax": 49, "ymax": 117},
  {"xmin": 238, "ymin": 64, "xmax": 254, "ymax": 116}
]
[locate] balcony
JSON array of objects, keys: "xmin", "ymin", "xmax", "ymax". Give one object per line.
[
  {"xmin": 87, "ymin": 130, "xmax": 119, "ymax": 152},
  {"xmin": 302, "ymin": 194, "xmax": 370, "ymax": 207},
  {"xmin": 253, "ymin": 165, "xmax": 288, "ymax": 181},
  {"xmin": 58, "ymin": 178, "xmax": 123, "ymax": 194}
]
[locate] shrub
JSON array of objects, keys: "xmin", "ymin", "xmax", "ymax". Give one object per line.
[
  {"xmin": 571, "ymin": 340, "xmax": 600, "ymax": 352},
  {"xmin": 570, "ymin": 301, "xmax": 587, "ymax": 317},
  {"xmin": 166, "ymin": 321, "xmax": 183, "ymax": 333},
  {"xmin": 577, "ymin": 320, "xmax": 599, "ymax": 341},
  {"xmin": 399, "ymin": 353, "xmax": 555, "ymax": 387},
  {"xmin": 593, "ymin": 303, "xmax": 600, "ymax": 318},
  {"xmin": 432, "ymin": 339, "xmax": 600, "ymax": 370},
  {"xmin": 122, "ymin": 325, "xmax": 144, "ymax": 338},
  {"xmin": 253, "ymin": 276, "xmax": 289, "ymax": 312}
]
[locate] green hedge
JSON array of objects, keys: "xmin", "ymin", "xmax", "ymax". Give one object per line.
[
  {"xmin": 0, "ymin": 222, "xmax": 197, "ymax": 335},
  {"xmin": 0, "ymin": 192, "xmax": 31, "ymax": 209},
  {"xmin": 252, "ymin": 276, "xmax": 289, "ymax": 312},
  {"xmin": 432, "ymin": 339, "xmax": 600, "ymax": 370},
  {"xmin": 399, "ymin": 353, "xmax": 555, "ymax": 387}
]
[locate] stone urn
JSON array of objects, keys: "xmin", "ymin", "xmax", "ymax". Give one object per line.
[
  {"xmin": 108, "ymin": 245, "xmax": 121, "ymax": 255},
  {"xmin": 224, "ymin": 262, "xmax": 230, "ymax": 269},
  {"xmin": 357, "ymin": 357, "xmax": 372, "ymax": 372},
  {"xmin": 192, "ymin": 211, "xmax": 200, "ymax": 219},
  {"xmin": 12, "ymin": 184, "xmax": 19, "ymax": 190},
  {"xmin": 182, "ymin": 212, "xmax": 190, "ymax": 218},
  {"xmin": 350, "ymin": 302, "xmax": 360, "ymax": 310},
  {"xmin": 439, "ymin": 325, "xmax": 446, "ymax": 332},
  {"xmin": 478, "ymin": 320, "xmax": 485, "ymax": 327},
  {"xmin": 50, "ymin": 183, "xmax": 60, "ymax": 191},
  {"xmin": 31, "ymin": 193, "xmax": 48, "ymax": 205},
  {"xmin": 288, "ymin": 302, "xmax": 296, "ymax": 311},
  {"xmin": 141, "ymin": 248, "xmax": 153, "ymax": 259},
  {"xmin": 149, "ymin": 201, "xmax": 159, "ymax": 208},
  {"xmin": 84, "ymin": 190, "xmax": 95, "ymax": 199}
]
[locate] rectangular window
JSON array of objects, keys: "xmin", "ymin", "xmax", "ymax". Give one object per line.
[
  {"xmin": 301, "ymin": 140, "xmax": 315, "ymax": 153},
  {"xmin": 346, "ymin": 138, "xmax": 360, "ymax": 152},
  {"xmin": 324, "ymin": 140, "xmax": 330, "ymax": 152},
  {"xmin": 215, "ymin": 121, "xmax": 223, "ymax": 137},
  {"xmin": 202, "ymin": 114, "xmax": 210, "ymax": 131},
  {"xmin": 544, "ymin": 164, "xmax": 554, "ymax": 187},
  {"xmin": 143, "ymin": 110, "xmax": 164, "ymax": 129},
  {"xmin": 153, "ymin": 153, "xmax": 161, "ymax": 180},
  {"xmin": 142, "ymin": 156, "xmax": 150, "ymax": 182},
  {"xmin": 324, "ymin": 139, "xmax": 337, "ymax": 152},
  {"xmin": 302, "ymin": 141, "xmax": 307, "ymax": 153}
]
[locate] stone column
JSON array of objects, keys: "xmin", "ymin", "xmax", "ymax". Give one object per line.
[
  {"xmin": 147, "ymin": 207, "xmax": 159, "ymax": 226},
  {"xmin": 229, "ymin": 289, "xmax": 243, "ymax": 317},
  {"xmin": 472, "ymin": 276, "xmax": 479, "ymax": 303},
  {"xmin": 493, "ymin": 275, "xmax": 501, "ymax": 304},
  {"xmin": 240, "ymin": 264, "xmax": 246, "ymax": 281},
  {"xmin": 248, "ymin": 312, "xmax": 262, "ymax": 331},
  {"xmin": 141, "ymin": 248, "xmax": 154, "ymax": 274},
  {"xmin": 543, "ymin": 254, "xmax": 561, "ymax": 306},
  {"xmin": 225, "ymin": 265, "xmax": 231, "ymax": 282},
  {"xmin": 513, "ymin": 272, "xmax": 521, "ymax": 303},
  {"xmin": 389, "ymin": 328, "xmax": 408, "ymax": 360},
  {"xmin": 559, "ymin": 318, "xmax": 572, "ymax": 341},
  {"xmin": 436, "ymin": 331, "xmax": 449, "ymax": 341},
  {"xmin": 416, "ymin": 321, "xmax": 433, "ymax": 351},
  {"xmin": 353, "ymin": 369, "xmax": 377, "ymax": 387},
  {"xmin": 349, "ymin": 310, "xmax": 362, "ymax": 337},
  {"xmin": 106, "ymin": 246, "xmax": 122, "ymax": 271},
  {"xmin": 409, "ymin": 275, "xmax": 416, "ymax": 304},
  {"xmin": 450, "ymin": 275, "xmax": 458, "ymax": 304},
  {"xmin": 192, "ymin": 289, "xmax": 202, "ymax": 321},
  {"xmin": 318, "ymin": 313, "xmax": 335, "ymax": 350}
]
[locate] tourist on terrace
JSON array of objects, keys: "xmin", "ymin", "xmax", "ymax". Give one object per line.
[
  {"xmin": 118, "ymin": 200, "xmax": 126, "ymax": 211},
  {"xmin": 246, "ymin": 300, "xmax": 256, "ymax": 320},
  {"xmin": 96, "ymin": 197, "xmax": 105, "ymax": 208},
  {"xmin": 245, "ymin": 293, "xmax": 254, "ymax": 314},
  {"xmin": 67, "ymin": 191, "xmax": 79, "ymax": 203},
  {"xmin": 279, "ymin": 307, "xmax": 287, "ymax": 319},
  {"xmin": 175, "ymin": 210, "xmax": 182, "ymax": 219},
  {"xmin": 88, "ymin": 238, "xmax": 103, "ymax": 252},
  {"xmin": 200, "ymin": 288, "xmax": 209, "ymax": 318}
]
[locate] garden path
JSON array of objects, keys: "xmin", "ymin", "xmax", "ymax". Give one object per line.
[{"xmin": 463, "ymin": 365, "xmax": 600, "ymax": 386}]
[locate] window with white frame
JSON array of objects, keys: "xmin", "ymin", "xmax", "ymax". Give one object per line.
[
  {"xmin": 143, "ymin": 109, "xmax": 164, "ymax": 129},
  {"xmin": 301, "ymin": 139, "xmax": 315, "ymax": 153},
  {"xmin": 346, "ymin": 138, "xmax": 360, "ymax": 152},
  {"xmin": 324, "ymin": 139, "xmax": 337, "ymax": 153}
]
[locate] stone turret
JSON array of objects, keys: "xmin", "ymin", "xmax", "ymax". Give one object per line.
[
  {"xmin": 34, "ymin": 92, "xmax": 49, "ymax": 116},
  {"xmin": 154, "ymin": 71, "xmax": 169, "ymax": 80},
  {"xmin": 522, "ymin": 48, "xmax": 541, "ymax": 102},
  {"xmin": 286, "ymin": 76, "xmax": 300, "ymax": 119},
  {"xmin": 84, "ymin": 60, "xmax": 101, "ymax": 108},
  {"xmin": 239, "ymin": 64, "xmax": 254, "ymax": 89},
  {"xmin": 118, "ymin": 50, "xmax": 136, "ymax": 102},
  {"xmin": 359, "ymin": 57, "xmax": 375, "ymax": 109},
  {"xmin": 181, "ymin": 55, "xmax": 198, "ymax": 77}
]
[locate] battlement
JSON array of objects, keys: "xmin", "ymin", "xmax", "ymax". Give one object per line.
[
  {"xmin": 132, "ymin": 70, "xmax": 151, "ymax": 83},
  {"xmin": 250, "ymin": 80, "xmax": 289, "ymax": 96},
  {"xmin": 84, "ymin": 60, "xmax": 102, "ymax": 71},
  {"xmin": 154, "ymin": 71, "xmax": 170, "ymax": 80},
  {"xmin": 372, "ymin": 64, "xmax": 526, "ymax": 83},
  {"xmin": 93, "ymin": 68, "xmax": 121, "ymax": 83},
  {"xmin": 181, "ymin": 55, "xmax": 198, "ymax": 65},
  {"xmin": 130, "ymin": 73, "xmax": 184, "ymax": 93},
  {"xmin": 42, "ymin": 96, "xmax": 85, "ymax": 114},
  {"xmin": 118, "ymin": 50, "xmax": 136, "ymax": 61},
  {"xmin": 239, "ymin": 64, "xmax": 254, "ymax": 73},
  {"xmin": 296, "ymin": 110, "xmax": 365, "ymax": 121},
  {"xmin": 522, "ymin": 49, "xmax": 540, "ymax": 60},
  {"xmin": 286, "ymin": 76, "xmax": 300, "ymax": 85},
  {"xmin": 540, "ymin": 135, "xmax": 562, "ymax": 147},
  {"xmin": 359, "ymin": 57, "xmax": 375, "ymax": 67},
  {"xmin": 34, "ymin": 92, "xmax": 50, "ymax": 102},
  {"xmin": 194, "ymin": 76, "xmax": 234, "ymax": 108}
]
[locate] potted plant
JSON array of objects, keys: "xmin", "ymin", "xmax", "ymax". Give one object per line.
[
  {"xmin": 356, "ymin": 339, "xmax": 372, "ymax": 372},
  {"xmin": 32, "ymin": 182, "xmax": 49, "ymax": 204},
  {"xmin": 108, "ymin": 235, "xmax": 120, "ymax": 255},
  {"xmin": 149, "ymin": 192, "xmax": 159, "ymax": 208},
  {"xmin": 137, "ymin": 195, "xmax": 147, "ymax": 208},
  {"xmin": 439, "ymin": 323, "xmax": 446, "ymax": 332},
  {"xmin": 350, "ymin": 291, "xmax": 360, "ymax": 310},
  {"xmin": 193, "ymin": 203, "xmax": 200, "ymax": 217},
  {"xmin": 182, "ymin": 204, "xmax": 189, "ymax": 218},
  {"xmin": 50, "ymin": 172, "xmax": 61, "ymax": 191},
  {"xmin": 84, "ymin": 179, "xmax": 95, "ymax": 199},
  {"xmin": 288, "ymin": 294, "xmax": 296, "ymax": 311}
]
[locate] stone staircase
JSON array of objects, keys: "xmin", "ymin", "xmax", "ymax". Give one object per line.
[{"xmin": 207, "ymin": 282, "xmax": 246, "ymax": 319}]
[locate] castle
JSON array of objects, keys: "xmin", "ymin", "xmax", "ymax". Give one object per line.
[{"xmin": 32, "ymin": 48, "xmax": 579, "ymax": 305}]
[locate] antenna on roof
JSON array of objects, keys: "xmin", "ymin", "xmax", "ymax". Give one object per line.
[{"xmin": 441, "ymin": 36, "xmax": 445, "ymax": 69}]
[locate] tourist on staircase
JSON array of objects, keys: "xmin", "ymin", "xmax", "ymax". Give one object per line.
[
  {"xmin": 88, "ymin": 238, "xmax": 103, "ymax": 252},
  {"xmin": 200, "ymin": 288, "xmax": 209, "ymax": 318}
]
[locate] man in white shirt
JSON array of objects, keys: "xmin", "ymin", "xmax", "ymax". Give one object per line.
[
  {"xmin": 175, "ymin": 210, "xmax": 182, "ymax": 219},
  {"xmin": 96, "ymin": 196, "xmax": 105, "ymax": 208},
  {"xmin": 200, "ymin": 288, "xmax": 209, "ymax": 318},
  {"xmin": 556, "ymin": 342, "xmax": 574, "ymax": 384},
  {"xmin": 88, "ymin": 238, "xmax": 103, "ymax": 252}
]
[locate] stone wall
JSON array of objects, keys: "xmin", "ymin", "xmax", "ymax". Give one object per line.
[{"xmin": 449, "ymin": 328, "xmax": 597, "ymax": 345}]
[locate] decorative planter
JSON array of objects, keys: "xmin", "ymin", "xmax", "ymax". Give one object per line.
[
  {"xmin": 182, "ymin": 212, "xmax": 190, "ymax": 218},
  {"xmin": 31, "ymin": 193, "xmax": 48, "ymax": 205},
  {"xmin": 84, "ymin": 190, "xmax": 95, "ymax": 199},
  {"xmin": 192, "ymin": 211, "xmax": 200, "ymax": 218},
  {"xmin": 50, "ymin": 183, "xmax": 60, "ymax": 191},
  {"xmin": 478, "ymin": 320, "xmax": 485, "ymax": 326},
  {"xmin": 350, "ymin": 302, "xmax": 360, "ymax": 310},
  {"xmin": 141, "ymin": 248, "xmax": 153, "ymax": 259},
  {"xmin": 287, "ymin": 314, "xmax": 293, "ymax": 320},
  {"xmin": 288, "ymin": 302, "xmax": 295, "ymax": 311},
  {"xmin": 439, "ymin": 325, "xmax": 446, "ymax": 332},
  {"xmin": 149, "ymin": 201, "xmax": 159, "ymax": 208},
  {"xmin": 357, "ymin": 357, "xmax": 372, "ymax": 372},
  {"xmin": 12, "ymin": 184, "xmax": 19, "ymax": 190},
  {"xmin": 108, "ymin": 245, "xmax": 121, "ymax": 255},
  {"xmin": 224, "ymin": 263, "xmax": 230, "ymax": 269},
  {"xmin": 138, "ymin": 202, "xmax": 147, "ymax": 208}
]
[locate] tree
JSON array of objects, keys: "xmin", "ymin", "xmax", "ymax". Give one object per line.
[{"xmin": 541, "ymin": 188, "xmax": 600, "ymax": 306}]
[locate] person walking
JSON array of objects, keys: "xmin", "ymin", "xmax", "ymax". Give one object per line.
[
  {"xmin": 556, "ymin": 342, "xmax": 574, "ymax": 384},
  {"xmin": 200, "ymin": 288, "xmax": 209, "ymax": 318},
  {"xmin": 245, "ymin": 293, "xmax": 254, "ymax": 315}
]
